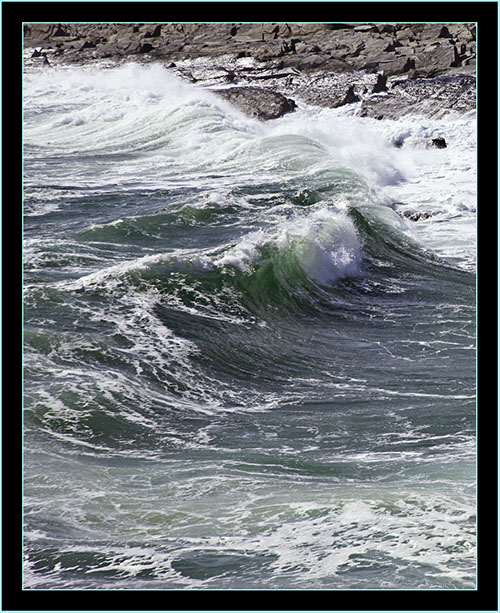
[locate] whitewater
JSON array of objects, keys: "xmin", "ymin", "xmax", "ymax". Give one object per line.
[{"xmin": 23, "ymin": 63, "xmax": 476, "ymax": 590}]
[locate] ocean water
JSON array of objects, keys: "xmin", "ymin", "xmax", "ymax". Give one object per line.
[{"xmin": 23, "ymin": 63, "xmax": 476, "ymax": 590}]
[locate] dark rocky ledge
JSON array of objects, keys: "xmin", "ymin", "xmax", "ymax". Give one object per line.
[{"xmin": 24, "ymin": 22, "xmax": 476, "ymax": 121}]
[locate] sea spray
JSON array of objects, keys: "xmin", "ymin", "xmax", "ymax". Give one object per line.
[{"xmin": 215, "ymin": 207, "xmax": 362, "ymax": 285}]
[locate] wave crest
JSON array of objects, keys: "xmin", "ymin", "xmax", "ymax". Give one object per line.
[{"xmin": 216, "ymin": 207, "xmax": 361, "ymax": 286}]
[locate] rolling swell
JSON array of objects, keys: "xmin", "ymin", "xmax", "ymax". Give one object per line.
[
  {"xmin": 68, "ymin": 197, "xmax": 472, "ymax": 321},
  {"xmin": 33, "ymin": 198, "xmax": 473, "ymax": 437}
]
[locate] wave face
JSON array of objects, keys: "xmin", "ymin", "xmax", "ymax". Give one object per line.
[{"xmin": 23, "ymin": 64, "xmax": 476, "ymax": 590}]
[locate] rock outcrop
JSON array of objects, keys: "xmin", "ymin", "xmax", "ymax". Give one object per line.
[
  {"xmin": 24, "ymin": 22, "xmax": 476, "ymax": 77},
  {"xmin": 212, "ymin": 86, "xmax": 296, "ymax": 120},
  {"xmin": 358, "ymin": 74, "xmax": 476, "ymax": 119},
  {"xmin": 23, "ymin": 22, "xmax": 476, "ymax": 120}
]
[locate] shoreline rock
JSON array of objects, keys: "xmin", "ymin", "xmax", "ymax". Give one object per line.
[
  {"xmin": 212, "ymin": 86, "xmax": 297, "ymax": 120},
  {"xmin": 23, "ymin": 22, "xmax": 476, "ymax": 121}
]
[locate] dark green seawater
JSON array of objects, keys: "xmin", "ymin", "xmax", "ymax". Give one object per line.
[{"xmin": 23, "ymin": 64, "xmax": 476, "ymax": 589}]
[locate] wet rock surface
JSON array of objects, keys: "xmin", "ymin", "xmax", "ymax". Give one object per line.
[
  {"xmin": 213, "ymin": 87, "xmax": 297, "ymax": 120},
  {"xmin": 402, "ymin": 210, "xmax": 434, "ymax": 222},
  {"xmin": 357, "ymin": 74, "xmax": 476, "ymax": 120},
  {"xmin": 24, "ymin": 22, "xmax": 476, "ymax": 120}
]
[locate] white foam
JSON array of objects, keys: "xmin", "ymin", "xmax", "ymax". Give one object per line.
[
  {"xmin": 215, "ymin": 207, "xmax": 362, "ymax": 285},
  {"xmin": 268, "ymin": 106, "xmax": 412, "ymax": 190},
  {"xmin": 366, "ymin": 114, "xmax": 477, "ymax": 271},
  {"xmin": 61, "ymin": 250, "xmax": 214, "ymax": 292}
]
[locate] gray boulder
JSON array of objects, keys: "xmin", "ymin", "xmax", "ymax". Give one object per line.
[
  {"xmin": 283, "ymin": 53, "xmax": 354, "ymax": 73},
  {"xmin": 331, "ymin": 84, "xmax": 360, "ymax": 108},
  {"xmin": 372, "ymin": 73, "xmax": 388, "ymax": 93},
  {"xmin": 212, "ymin": 86, "xmax": 296, "ymax": 120},
  {"xmin": 431, "ymin": 137, "xmax": 447, "ymax": 149}
]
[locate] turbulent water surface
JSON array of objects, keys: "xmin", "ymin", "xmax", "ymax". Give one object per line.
[{"xmin": 23, "ymin": 63, "xmax": 476, "ymax": 590}]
